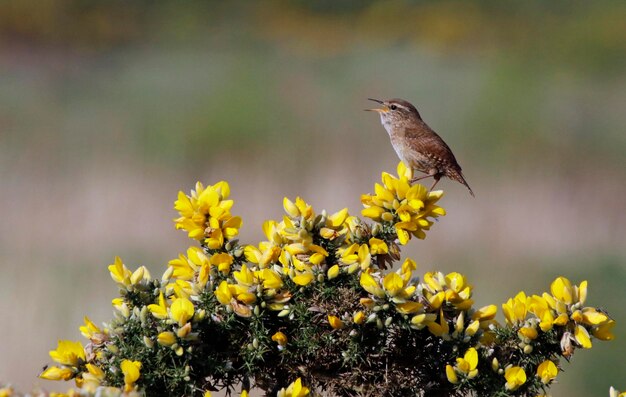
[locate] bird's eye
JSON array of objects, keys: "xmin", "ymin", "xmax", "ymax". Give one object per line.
[{"xmin": 390, "ymin": 104, "xmax": 397, "ymax": 110}]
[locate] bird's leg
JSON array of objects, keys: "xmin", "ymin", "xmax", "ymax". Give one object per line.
[
  {"xmin": 410, "ymin": 168, "xmax": 438, "ymax": 184},
  {"xmin": 429, "ymin": 175, "xmax": 442, "ymax": 191},
  {"xmin": 410, "ymin": 174, "xmax": 434, "ymax": 183}
]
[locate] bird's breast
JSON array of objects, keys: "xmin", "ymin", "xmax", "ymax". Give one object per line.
[{"xmin": 389, "ymin": 135, "xmax": 432, "ymax": 173}]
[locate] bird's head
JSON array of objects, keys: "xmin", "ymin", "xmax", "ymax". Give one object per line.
[{"xmin": 366, "ymin": 98, "xmax": 422, "ymax": 130}]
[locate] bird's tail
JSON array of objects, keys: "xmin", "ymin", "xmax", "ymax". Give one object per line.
[{"xmin": 449, "ymin": 169, "xmax": 475, "ymax": 197}]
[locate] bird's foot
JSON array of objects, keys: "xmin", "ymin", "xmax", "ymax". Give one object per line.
[{"xmin": 409, "ymin": 174, "xmax": 433, "ymax": 184}]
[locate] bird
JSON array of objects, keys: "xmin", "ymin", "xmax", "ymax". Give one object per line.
[{"xmin": 366, "ymin": 98, "xmax": 474, "ymax": 196}]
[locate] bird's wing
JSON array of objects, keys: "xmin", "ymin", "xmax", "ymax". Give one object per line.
[{"xmin": 403, "ymin": 124, "xmax": 461, "ymax": 170}]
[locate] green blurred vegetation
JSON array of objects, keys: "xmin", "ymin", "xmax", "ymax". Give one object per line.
[
  {"xmin": 0, "ymin": 1, "xmax": 624, "ymax": 395},
  {"xmin": 2, "ymin": 0, "xmax": 626, "ymax": 169}
]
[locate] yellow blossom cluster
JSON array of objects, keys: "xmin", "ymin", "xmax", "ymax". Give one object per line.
[
  {"xmin": 361, "ymin": 162, "xmax": 445, "ymax": 244},
  {"xmin": 355, "ymin": 260, "xmax": 495, "ymax": 340},
  {"xmin": 174, "ymin": 181, "xmax": 242, "ymax": 249},
  {"xmin": 441, "ymin": 276, "xmax": 614, "ymax": 392},
  {"xmin": 502, "ymin": 276, "xmax": 614, "ymax": 358},
  {"xmin": 414, "ymin": 271, "xmax": 496, "ymax": 339},
  {"xmin": 36, "ymin": 163, "xmax": 615, "ymax": 397}
]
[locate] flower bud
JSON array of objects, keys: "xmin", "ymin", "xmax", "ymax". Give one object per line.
[
  {"xmin": 491, "ymin": 358, "xmax": 499, "ymax": 372},
  {"xmin": 143, "ymin": 336, "xmax": 154, "ymax": 349}
]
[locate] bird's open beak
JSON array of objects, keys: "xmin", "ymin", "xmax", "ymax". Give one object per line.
[{"xmin": 365, "ymin": 98, "xmax": 387, "ymax": 112}]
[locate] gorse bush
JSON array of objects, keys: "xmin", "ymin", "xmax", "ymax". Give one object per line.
[{"xmin": 33, "ymin": 162, "xmax": 616, "ymax": 397}]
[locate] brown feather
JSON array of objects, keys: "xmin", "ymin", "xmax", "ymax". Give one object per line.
[{"xmin": 373, "ymin": 98, "xmax": 475, "ymax": 196}]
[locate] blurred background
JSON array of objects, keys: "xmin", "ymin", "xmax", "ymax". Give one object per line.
[{"xmin": 1, "ymin": 0, "xmax": 625, "ymax": 394}]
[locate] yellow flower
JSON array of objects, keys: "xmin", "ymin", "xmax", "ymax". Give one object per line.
[
  {"xmin": 593, "ymin": 319, "xmax": 616, "ymax": 341},
  {"xmin": 205, "ymin": 216, "xmax": 243, "ymax": 249},
  {"xmin": 504, "ymin": 366, "xmax": 527, "ymax": 391},
  {"xmin": 283, "ymin": 197, "xmax": 314, "ymax": 220},
  {"xmin": 79, "ymin": 316, "xmax": 106, "ymax": 344},
  {"xmin": 445, "ymin": 364, "xmax": 458, "ymax": 384},
  {"xmin": 536, "ymin": 360, "xmax": 558, "ymax": 384},
  {"xmin": 157, "ymin": 331, "xmax": 176, "ymax": 347},
  {"xmin": 360, "ymin": 272, "xmax": 385, "ymax": 299},
  {"xmin": 550, "ymin": 277, "xmax": 572, "ymax": 303},
  {"xmin": 168, "ymin": 247, "xmax": 210, "ymax": 281},
  {"xmin": 129, "ymin": 266, "xmax": 150, "ymax": 285},
  {"xmin": 411, "ymin": 313, "xmax": 438, "ymax": 330},
  {"xmin": 518, "ymin": 326, "xmax": 538, "ymax": 340},
  {"xmin": 368, "ymin": 237, "xmax": 388, "ymax": 255},
  {"xmin": 472, "ymin": 304, "xmax": 497, "ymax": 323},
  {"xmin": 319, "ymin": 208, "xmax": 350, "ymax": 240},
  {"xmin": 214, "ymin": 281, "xmax": 255, "ymax": 317},
  {"xmin": 259, "ymin": 268, "xmax": 284, "ymax": 290},
  {"xmin": 443, "ymin": 272, "xmax": 473, "ymax": 310},
  {"xmin": 233, "ymin": 264, "xmax": 257, "ymax": 286},
  {"xmin": 215, "ymin": 281, "xmax": 233, "ymax": 305},
  {"xmin": 502, "ymin": 291, "xmax": 528, "ymax": 326},
  {"xmin": 148, "ymin": 291, "xmax": 169, "ymax": 319},
  {"xmin": 421, "ymin": 271, "xmax": 473, "ymax": 310},
  {"xmin": 327, "ymin": 264, "xmax": 340, "ymax": 280},
  {"xmin": 580, "ymin": 307, "xmax": 610, "ymax": 326},
  {"xmin": 211, "ymin": 253, "xmax": 234, "ymax": 274},
  {"xmin": 574, "ymin": 324, "xmax": 592, "ymax": 348},
  {"xmin": 453, "ymin": 347, "xmax": 479, "ymax": 379},
  {"xmin": 550, "ymin": 277, "xmax": 586, "ymax": 306},
  {"xmin": 528, "ymin": 295, "xmax": 557, "ymax": 332},
  {"xmin": 464, "ymin": 320, "xmax": 480, "ymax": 336},
  {"xmin": 40, "ymin": 366, "xmax": 75, "ymax": 381},
  {"xmin": 49, "ymin": 340, "xmax": 85, "ymax": 367},
  {"xmin": 272, "ymin": 331, "xmax": 288, "ymax": 348},
  {"xmin": 361, "ymin": 162, "xmax": 445, "ymax": 245},
  {"xmin": 108, "ymin": 256, "xmax": 131, "ymax": 286},
  {"xmin": 174, "ymin": 181, "xmax": 241, "ymax": 247},
  {"xmin": 120, "ymin": 360, "xmax": 141, "ymax": 392},
  {"xmin": 0, "ymin": 386, "xmax": 13, "ymax": 397},
  {"xmin": 328, "ymin": 207, "xmax": 349, "ymax": 227},
  {"xmin": 81, "ymin": 364, "xmax": 105, "ymax": 392},
  {"xmin": 395, "ymin": 301, "xmax": 423, "ymax": 314},
  {"xmin": 277, "ymin": 378, "xmax": 310, "ymax": 397},
  {"xmin": 338, "ymin": 243, "xmax": 371, "ymax": 272},
  {"xmin": 292, "ymin": 272, "xmax": 314, "ymax": 286},
  {"xmin": 328, "ymin": 315, "xmax": 344, "ymax": 329},
  {"xmin": 353, "ymin": 311, "xmax": 366, "ymax": 324},
  {"xmin": 245, "ymin": 239, "xmax": 282, "ymax": 268},
  {"xmin": 170, "ymin": 297, "xmax": 194, "ymax": 326},
  {"xmin": 382, "ymin": 272, "xmax": 404, "ymax": 297},
  {"xmin": 112, "ymin": 298, "xmax": 130, "ymax": 318},
  {"xmin": 427, "ymin": 309, "xmax": 450, "ymax": 337}
]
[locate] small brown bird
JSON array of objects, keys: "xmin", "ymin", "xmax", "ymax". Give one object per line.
[{"xmin": 366, "ymin": 98, "xmax": 474, "ymax": 196}]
